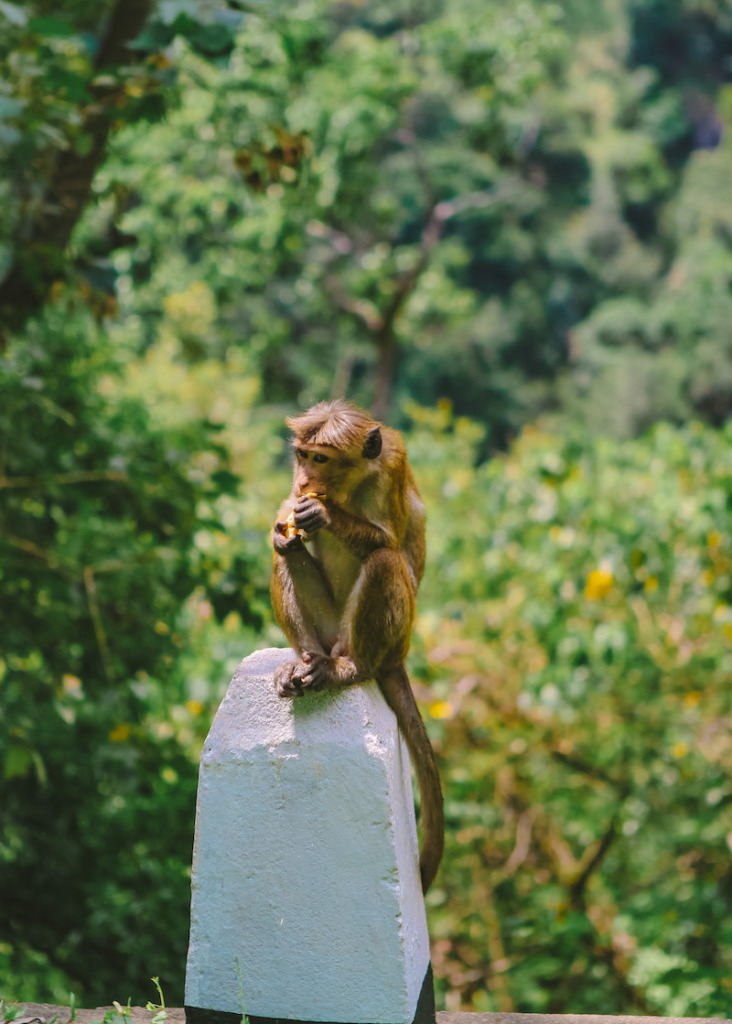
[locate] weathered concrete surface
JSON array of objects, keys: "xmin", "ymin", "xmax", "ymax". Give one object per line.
[
  {"xmin": 184, "ymin": 647, "xmax": 430, "ymax": 1024},
  {"xmin": 9, "ymin": 1005, "xmax": 732, "ymax": 1024}
]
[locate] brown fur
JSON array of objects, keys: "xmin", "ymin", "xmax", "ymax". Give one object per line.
[
  {"xmin": 286, "ymin": 400, "xmax": 377, "ymax": 453},
  {"xmin": 270, "ymin": 400, "xmax": 443, "ymax": 891}
]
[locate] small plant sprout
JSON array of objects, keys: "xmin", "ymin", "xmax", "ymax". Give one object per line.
[
  {"xmin": 89, "ymin": 998, "xmax": 132, "ymax": 1024},
  {"xmin": 146, "ymin": 976, "xmax": 168, "ymax": 1024},
  {"xmin": 235, "ymin": 957, "xmax": 250, "ymax": 1024}
]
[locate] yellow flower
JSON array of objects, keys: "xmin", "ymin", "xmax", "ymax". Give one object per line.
[
  {"xmin": 430, "ymin": 700, "xmax": 454, "ymax": 720},
  {"xmin": 671, "ymin": 741, "xmax": 688, "ymax": 759},
  {"xmin": 109, "ymin": 723, "xmax": 131, "ymax": 743},
  {"xmin": 585, "ymin": 568, "xmax": 614, "ymax": 600}
]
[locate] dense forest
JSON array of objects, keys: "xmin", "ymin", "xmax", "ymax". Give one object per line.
[{"xmin": 2, "ymin": 0, "xmax": 732, "ymax": 1015}]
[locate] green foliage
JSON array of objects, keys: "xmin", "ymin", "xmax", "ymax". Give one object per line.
[
  {"xmin": 407, "ymin": 407, "xmax": 732, "ymax": 1014},
  {"xmin": 89, "ymin": 0, "xmax": 570, "ymax": 443},
  {"xmin": 0, "ymin": 0, "xmax": 249, "ymax": 340},
  {"xmin": 88, "ymin": 0, "xmax": 732, "ymax": 444},
  {"xmin": 0, "ymin": 307, "xmax": 240, "ymax": 1003},
  {"xmin": 4, "ymin": 0, "xmax": 732, "ymax": 1014},
  {"xmin": 629, "ymin": 0, "xmax": 732, "ymax": 89}
]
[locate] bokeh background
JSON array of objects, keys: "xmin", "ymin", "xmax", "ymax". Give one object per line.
[{"xmin": 2, "ymin": 0, "xmax": 732, "ymax": 1014}]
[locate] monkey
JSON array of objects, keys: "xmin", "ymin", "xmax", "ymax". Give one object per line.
[{"xmin": 270, "ymin": 399, "xmax": 444, "ymax": 892}]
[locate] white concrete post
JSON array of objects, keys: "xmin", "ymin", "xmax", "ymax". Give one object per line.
[{"xmin": 185, "ymin": 647, "xmax": 434, "ymax": 1024}]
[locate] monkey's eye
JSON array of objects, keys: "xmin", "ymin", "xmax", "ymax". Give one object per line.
[
  {"xmin": 296, "ymin": 449, "xmax": 309, "ymax": 460},
  {"xmin": 312, "ymin": 453, "xmax": 329, "ymax": 464}
]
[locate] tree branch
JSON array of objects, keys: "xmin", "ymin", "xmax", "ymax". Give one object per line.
[
  {"xmin": 0, "ymin": 532, "xmax": 75, "ymax": 577},
  {"xmin": 551, "ymin": 749, "xmax": 625, "ymax": 790},
  {"xmin": 84, "ymin": 565, "xmax": 115, "ymax": 684},
  {"xmin": 325, "ymin": 274, "xmax": 383, "ymax": 332},
  {"xmin": 324, "ymin": 179, "xmax": 522, "ymax": 418},
  {"xmin": 569, "ymin": 816, "xmax": 619, "ymax": 910}
]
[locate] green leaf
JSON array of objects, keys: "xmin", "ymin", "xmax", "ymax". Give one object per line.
[
  {"xmin": 4, "ymin": 745, "xmax": 33, "ymax": 780},
  {"xmin": 210, "ymin": 470, "xmax": 240, "ymax": 494},
  {"xmin": 193, "ymin": 23, "xmax": 235, "ymax": 56},
  {"xmin": 28, "ymin": 16, "xmax": 76, "ymax": 37}
]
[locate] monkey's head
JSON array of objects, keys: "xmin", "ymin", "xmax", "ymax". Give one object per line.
[{"xmin": 286, "ymin": 400, "xmax": 383, "ymax": 503}]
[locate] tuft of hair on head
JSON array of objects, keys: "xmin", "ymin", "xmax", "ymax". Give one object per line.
[{"xmin": 287, "ymin": 400, "xmax": 380, "ymax": 454}]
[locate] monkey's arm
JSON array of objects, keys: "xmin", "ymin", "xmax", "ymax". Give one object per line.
[
  {"xmin": 294, "ymin": 496, "xmax": 401, "ymax": 561},
  {"xmin": 271, "ymin": 521, "xmax": 340, "ymax": 642},
  {"xmin": 272, "ymin": 525, "xmax": 336, "ymax": 614},
  {"xmin": 325, "ymin": 504, "xmax": 399, "ymax": 560}
]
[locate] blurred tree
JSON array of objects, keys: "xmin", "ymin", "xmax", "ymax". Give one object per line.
[
  {"xmin": 92, "ymin": 0, "xmax": 571, "ymax": 445},
  {"xmin": 559, "ymin": 0, "xmax": 732, "ymax": 436},
  {"xmin": 0, "ymin": 0, "xmax": 246, "ymax": 344},
  {"xmin": 94, "ymin": 0, "xmax": 732, "ymax": 445},
  {"xmin": 0, "ymin": 303, "xmax": 244, "ymax": 1001},
  {"xmin": 566, "ymin": 88, "xmax": 732, "ymax": 435},
  {"xmin": 0, "ymin": 0, "xmax": 259, "ymax": 1004},
  {"xmin": 0, "ymin": 0, "xmax": 152, "ymax": 342}
]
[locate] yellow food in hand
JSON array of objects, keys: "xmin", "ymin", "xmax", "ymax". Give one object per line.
[
  {"xmin": 284, "ymin": 492, "xmax": 325, "ymax": 539},
  {"xmin": 283, "ymin": 511, "xmax": 298, "ymax": 540}
]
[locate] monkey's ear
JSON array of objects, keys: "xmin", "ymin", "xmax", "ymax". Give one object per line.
[{"xmin": 362, "ymin": 425, "xmax": 382, "ymax": 459}]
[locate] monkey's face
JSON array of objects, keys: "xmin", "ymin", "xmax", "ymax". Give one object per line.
[{"xmin": 293, "ymin": 445, "xmax": 366, "ymax": 504}]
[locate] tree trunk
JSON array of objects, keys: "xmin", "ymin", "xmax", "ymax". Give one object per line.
[
  {"xmin": 371, "ymin": 325, "xmax": 397, "ymax": 422},
  {"xmin": 0, "ymin": 0, "xmax": 153, "ymax": 346}
]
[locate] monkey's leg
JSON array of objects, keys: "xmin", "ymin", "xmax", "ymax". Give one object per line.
[
  {"xmin": 299, "ymin": 548, "xmax": 415, "ymax": 691},
  {"xmin": 272, "ymin": 548, "xmax": 341, "ymax": 696}
]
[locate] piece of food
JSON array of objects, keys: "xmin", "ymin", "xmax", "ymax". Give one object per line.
[{"xmin": 283, "ymin": 492, "xmax": 325, "ymax": 539}]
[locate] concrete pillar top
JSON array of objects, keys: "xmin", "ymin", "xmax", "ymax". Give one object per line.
[{"xmin": 203, "ymin": 647, "xmax": 398, "ymax": 754}]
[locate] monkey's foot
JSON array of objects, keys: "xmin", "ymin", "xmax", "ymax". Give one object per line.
[
  {"xmin": 299, "ymin": 651, "xmax": 359, "ymax": 692},
  {"xmin": 274, "ymin": 660, "xmax": 307, "ymax": 698}
]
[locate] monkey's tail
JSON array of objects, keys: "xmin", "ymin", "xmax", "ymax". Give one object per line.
[{"xmin": 377, "ymin": 664, "xmax": 444, "ymax": 893}]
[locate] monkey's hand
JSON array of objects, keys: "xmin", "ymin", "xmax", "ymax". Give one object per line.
[
  {"xmin": 293, "ymin": 493, "xmax": 330, "ymax": 536},
  {"xmin": 274, "ymin": 660, "xmax": 308, "ymax": 697},
  {"xmin": 272, "ymin": 520, "xmax": 305, "ymax": 555}
]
